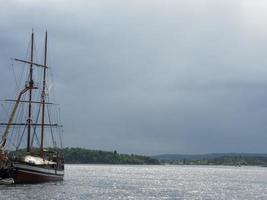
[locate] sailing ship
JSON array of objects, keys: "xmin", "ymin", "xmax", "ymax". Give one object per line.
[{"xmin": 0, "ymin": 31, "xmax": 64, "ymax": 183}]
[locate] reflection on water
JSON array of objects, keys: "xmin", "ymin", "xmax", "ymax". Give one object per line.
[{"xmin": 0, "ymin": 165, "xmax": 267, "ymax": 199}]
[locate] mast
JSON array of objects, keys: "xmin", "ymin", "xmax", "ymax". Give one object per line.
[
  {"xmin": 27, "ymin": 31, "xmax": 34, "ymax": 152},
  {"xmin": 40, "ymin": 31, "xmax": 48, "ymax": 154}
]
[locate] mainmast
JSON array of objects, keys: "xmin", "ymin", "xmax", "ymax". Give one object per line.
[
  {"xmin": 40, "ymin": 31, "xmax": 48, "ymax": 155},
  {"xmin": 27, "ymin": 31, "xmax": 34, "ymax": 152}
]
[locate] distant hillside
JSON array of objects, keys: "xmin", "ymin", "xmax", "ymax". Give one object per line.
[
  {"xmin": 153, "ymin": 153, "xmax": 267, "ymax": 161},
  {"xmin": 153, "ymin": 153, "xmax": 267, "ymax": 166},
  {"xmin": 63, "ymin": 148, "xmax": 160, "ymax": 165}
]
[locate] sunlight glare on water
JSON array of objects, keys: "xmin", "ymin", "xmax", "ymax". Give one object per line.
[{"xmin": 0, "ymin": 165, "xmax": 267, "ymax": 200}]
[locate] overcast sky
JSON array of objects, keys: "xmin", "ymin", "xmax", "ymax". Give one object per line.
[{"xmin": 1, "ymin": 0, "xmax": 267, "ymax": 155}]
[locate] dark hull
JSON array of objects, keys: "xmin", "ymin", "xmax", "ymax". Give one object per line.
[{"xmin": 13, "ymin": 163, "xmax": 64, "ymax": 184}]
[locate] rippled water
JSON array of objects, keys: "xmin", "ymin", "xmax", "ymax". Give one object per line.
[{"xmin": 1, "ymin": 165, "xmax": 267, "ymax": 199}]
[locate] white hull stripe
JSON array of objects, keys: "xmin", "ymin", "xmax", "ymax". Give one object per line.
[
  {"xmin": 14, "ymin": 163, "xmax": 64, "ymax": 176},
  {"xmin": 18, "ymin": 169, "xmax": 63, "ymax": 178}
]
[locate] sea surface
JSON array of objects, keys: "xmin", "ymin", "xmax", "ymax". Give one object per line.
[{"xmin": 0, "ymin": 164, "xmax": 267, "ymax": 200}]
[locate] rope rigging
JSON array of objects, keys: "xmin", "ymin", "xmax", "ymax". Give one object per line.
[{"xmin": 1, "ymin": 32, "xmax": 63, "ymax": 153}]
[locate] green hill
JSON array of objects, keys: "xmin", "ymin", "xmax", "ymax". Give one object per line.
[{"xmin": 63, "ymin": 148, "xmax": 160, "ymax": 164}]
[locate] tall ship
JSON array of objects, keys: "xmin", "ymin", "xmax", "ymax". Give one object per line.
[{"xmin": 0, "ymin": 31, "xmax": 64, "ymax": 184}]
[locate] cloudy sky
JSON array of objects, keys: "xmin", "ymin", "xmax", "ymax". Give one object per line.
[{"xmin": 1, "ymin": 0, "xmax": 267, "ymax": 155}]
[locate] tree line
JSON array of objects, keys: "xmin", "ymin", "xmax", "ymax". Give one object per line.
[{"xmin": 62, "ymin": 148, "xmax": 160, "ymax": 164}]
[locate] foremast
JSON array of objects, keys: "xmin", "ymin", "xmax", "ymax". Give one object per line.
[{"xmin": 27, "ymin": 31, "xmax": 34, "ymax": 153}]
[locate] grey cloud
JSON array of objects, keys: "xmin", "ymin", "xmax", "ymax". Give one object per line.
[{"xmin": 0, "ymin": 0, "xmax": 267, "ymax": 154}]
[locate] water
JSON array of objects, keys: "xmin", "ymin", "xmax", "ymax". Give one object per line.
[{"xmin": 0, "ymin": 165, "xmax": 267, "ymax": 200}]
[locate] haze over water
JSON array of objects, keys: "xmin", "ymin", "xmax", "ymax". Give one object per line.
[{"xmin": 0, "ymin": 165, "xmax": 267, "ymax": 199}]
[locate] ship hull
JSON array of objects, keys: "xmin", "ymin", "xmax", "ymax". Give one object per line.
[{"xmin": 13, "ymin": 163, "xmax": 64, "ymax": 184}]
